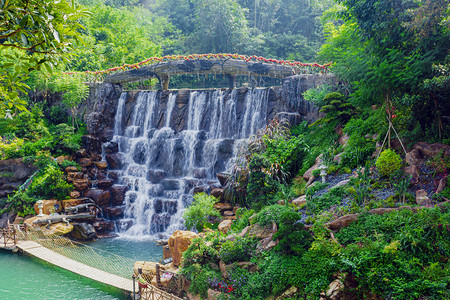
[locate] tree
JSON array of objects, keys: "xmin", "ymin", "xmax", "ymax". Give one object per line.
[{"xmin": 0, "ymin": 0, "xmax": 89, "ymax": 111}]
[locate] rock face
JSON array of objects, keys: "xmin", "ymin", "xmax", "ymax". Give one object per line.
[
  {"xmin": 168, "ymin": 230, "xmax": 198, "ymax": 267},
  {"xmin": 0, "ymin": 158, "xmax": 37, "ymax": 198}
]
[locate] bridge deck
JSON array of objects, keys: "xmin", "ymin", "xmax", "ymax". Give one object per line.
[{"xmin": 16, "ymin": 240, "xmax": 136, "ymax": 293}]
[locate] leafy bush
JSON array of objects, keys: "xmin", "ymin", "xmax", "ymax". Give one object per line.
[
  {"xmin": 219, "ymin": 237, "xmax": 257, "ymax": 264},
  {"xmin": 231, "ymin": 208, "xmax": 255, "ymax": 233},
  {"xmin": 273, "ymin": 209, "xmax": 313, "ymax": 255},
  {"xmin": 183, "ymin": 193, "xmax": 220, "ymax": 232},
  {"xmin": 27, "ymin": 164, "xmax": 73, "ymax": 200},
  {"xmin": 3, "ymin": 191, "xmax": 39, "ymax": 217},
  {"xmin": 376, "ymin": 149, "xmax": 403, "ymax": 177},
  {"xmin": 316, "ymin": 92, "xmax": 355, "ymax": 126}
]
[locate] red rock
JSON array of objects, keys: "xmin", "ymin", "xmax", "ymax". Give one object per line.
[
  {"xmin": 69, "ymin": 191, "xmax": 81, "ymax": 199},
  {"xmin": 110, "ymin": 185, "xmax": 128, "ymax": 205},
  {"xmin": 210, "ymin": 188, "xmax": 224, "ymax": 199},
  {"xmin": 76, "ymin": 148, "xmax": 87, "ymax": 158},
  {"xmin": 78, "ymin": 158, "xmax": 92, "ymax": 167},
  {"xmin": 85, "ymin": 189, "xmax": 111, "ymax": 206},
  {"xmin": 98, "ymin": 179, "xmax": 114, "ymax": 189},
  {"xmin": 65, "ymin": 166, "xmax": 79, "ymax": 173},
  {"xmin": 73, "ymin": 179, "xmax": 90, "ymax": 191},
  {"xmin": 93, "ymin": 220, "xmax": 115, "ymax": 233},
  {"xmin": 104, "ymin": 206, "xmax": 125, "ymax": 219},
  {"xmin": 94, "ymin": 161, "xmax": 108, "ymax": 170},
  {"xmin": 214, "ymin": 202, "xmax": 232, "ymax": 212}
]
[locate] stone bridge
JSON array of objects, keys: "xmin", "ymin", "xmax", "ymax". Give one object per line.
[{"xmin": 103, "ymin": 58, "xmax": 315, "ymax": 90}]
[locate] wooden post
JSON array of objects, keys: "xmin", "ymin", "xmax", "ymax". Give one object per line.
[{"xmin": 156, "ymin": 263, "xmax": 161, "ymax": 288}]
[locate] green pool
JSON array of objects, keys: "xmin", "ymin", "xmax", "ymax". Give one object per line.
[{"xmin": 0, "ymin": 238, "xmax": 163, "ymax": 300}]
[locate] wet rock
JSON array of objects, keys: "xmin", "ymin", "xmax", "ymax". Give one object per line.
[
  {"xmin": 168, "ymin": 230, "xmax": 198, "ymax": 267},
  {"xmin": 148, "ymin": 184, "xmax": 164, "ymax": 197},
  {"xmin": 211, "ymin": 188, "xmax": 224, "ymax": 199},
  {"xmin": 85, "ymin": 189, "xmax": 111, "ymax": 206},
  {"xmin": 106, "ymin": 153, "xmax": 123, "ymax": 169},
  {"xmin": 154, "ymin": 199, "xmax": 178, "ymax": 214},
  {"xmin": 70, "ymin": 222, "xmax": 97, "ymax": 240},
  {"xmin": 110, "ymin": 185, "xmax": 128, "ymax": 205},
  {"xmin": 82, "ymin": 135, "xmax": 101, "ymax": 153},
  {"xmin": 104, "ymin": 206, "xmax": 125, "ymax": 219},
  {"xmin": 223, "ymin": 211, "xmax": 234, "ymax": 217},
  {"xmin": 132, "ymin": 140, "xmax": 148, "ymax": 165},
  {"xmin": 193, "ymin": 168, "xmax": 207, "ymax": 179},
  {"xmin": 93, "ymin": 219, "xmax": 115, "ymax": 233},
  {"xmin": 117, "ymin": 219, "xmax": 133, "ymax": 231},
  {"xmin": 214, "ymin": 202, "xmax": 232, "ymax": 212},
  {"xmin": 98, "ymin": 179, "xmax": 114, "ymax": 189},
  {"xmin": 102, "ymin": 129, "xmax": 114, "ymax": 142},
  {"xmin": 181, "ymin": 194, "xmax": 194, "ymax": 207},
  {"xmin": 67, "ymin": 172, "xmax": 84, "ymax": 182},
  {"xmin": 217, "ymin": 173, "xmax": 228, "ymax": 187},
  {"xmin": 161, "ymin": 179, "xmax": 180, "ymax": 190},
  {"xmin": 90, "ymin": 153, "xmax": 102, "ymax": 162},
  {"xmin": 65, "ymin": 166, "xmax": 78, "ymax": 173},
  {"xmin": 94, "ymin": 161, "xmax": 108, "ymax": 170},
  {"xmin": 147, "ymin": 169, "xmax": 166, "ymax": 183},
  {"xmin": 103, "ymin": 141, "xmax": 119, "ymax": 154},
  {"xmin": 73, "ymin": 179, "xmax": 90, "ymax": 191},
  {"xmin": 78, "ymin": 158, "xmax": 93, "ymax": 167},
  {"xmin": 76, "ymin": 148, "xmax": 87, "ymax": 158}
]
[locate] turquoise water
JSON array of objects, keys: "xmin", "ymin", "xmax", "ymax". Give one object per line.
[{"xmin": 0, "ymin": 238, "xmax": 163, "ymax": 300}]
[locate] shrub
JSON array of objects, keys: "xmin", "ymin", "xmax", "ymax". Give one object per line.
[
  {"xmin": 273, "ymin": 209, "xmax": 313, "ymax": 255},
  {"xmin": 219, "ymin": 237, "xmax": 256, "ymax": 264},
  {"xmin": 376, "ymin": 149, "xmax": 403, "ymax": 177},
  {"xmin": 231, "ymin": 208, "xmax": 255, "ymax": 233},
  {"xmin": 183, "ymin": 193, "xmax": 220, "ymax": 232},
  {"xmin": 27, "ymin": 164, "xmax": 73, "ymax": 200}
]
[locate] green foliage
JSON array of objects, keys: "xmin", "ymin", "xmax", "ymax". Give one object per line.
[
  {"xmin": 336, "ymin": 206, "xmax": 450, "ymax": 299},
  {"xmin": 231, "ymin": 208, "xmax": 255, "ymax": 233},
  {"xmin": 3, "ymin": 191, "xmax": 38, "ymax": 217},
  {"xmin": 302, "ymin": 85, "xmax": 334, "ymax": 106},
  {"xmin": 0, "ymin": 0, "xmax": 89, "ymax": 111},
  {"xmin": 219, "ymin": 237, "xmax": 256, "ymax": 264},
  {"xmin": 273, "ymin": 209, "xmax": 313, "ymax": 255},
  {"xmin": 27, "ymin": 165, "xmax": 73, "ymax": 200},
  {"xmin": 376, "ymin": 149, "xmax": 403, "ymax": 177},
  {"xmin": 317, "ymin": 92, "xmax": 355, "ymax": 126},
  {"xmin": 255, "ymin": 204, "xmax": 293, "ymax": 227},
  {"xmin": 183, "ymin": 193, "xmax": 220, "ymax": 232},
  {"xmin": 247, "ymin": 154, "xmax": 280, "ymax": 209},
  {"xmin": 51, "ymin": 123, "xmax": 85, "ymax": 155}
]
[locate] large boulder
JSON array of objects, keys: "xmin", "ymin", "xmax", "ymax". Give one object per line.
[
  {"xmin": 218, "ymin": 219, "xmax": 233, "ymax": 235},
  {"xmin": 73, "ymin": 179, "xmax": 90, "ymax": 191},
  {"xmin": 303, "ymin": 154, "xmax": 323, "ymax": 182},
  {"xmin": 168, "ymin": 230, "xmax": 198, "ymax": 267},
  {"xmin": 404, "ymin": 165, "xmax": 419, "ymax": 184},
  {"xmin": 70, "ymin": 222, "xmax": 96, "ymax": 240},
  {"xmin": 110, "ymin": 185, "xmax": 128, "ymax": 205},
  {"xmin": 85, "ymin": 189, "xmax": 111, "ymax": 206},
  {"xmin": 44, "ymin": 222, "xmax": 73, "ymax": 236}
]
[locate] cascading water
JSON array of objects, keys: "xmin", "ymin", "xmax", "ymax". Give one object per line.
[{"xmin": 107, "ymin": 88, "xmax": 273, "ymax": 239}]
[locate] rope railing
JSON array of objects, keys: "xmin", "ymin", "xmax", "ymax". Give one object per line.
[{"xmin": 22, "ymin": 227, "xmax": 136, "ymax": 279}]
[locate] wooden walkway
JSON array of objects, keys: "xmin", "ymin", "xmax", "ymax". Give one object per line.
[{"xmin": 16, "ymin": 240, "xmax": 137, "ymax": 293}]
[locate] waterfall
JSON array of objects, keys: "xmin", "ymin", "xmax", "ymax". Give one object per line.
[{"xmin": 107, "ymin": 88, "xmax": 274, "ymax": 239}]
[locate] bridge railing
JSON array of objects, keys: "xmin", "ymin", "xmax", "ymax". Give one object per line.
[{"xmin": 22, "ymin": 227, "xmax": 136, "ymax": 279}]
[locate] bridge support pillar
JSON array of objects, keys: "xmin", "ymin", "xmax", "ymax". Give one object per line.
[
  {"xmin": 226, "ymin": 74, "xmax": 236, "ymax": 89},
  {"xmin": 160, "ymin": 74, "xmax": 170, "ymax": 90}
]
